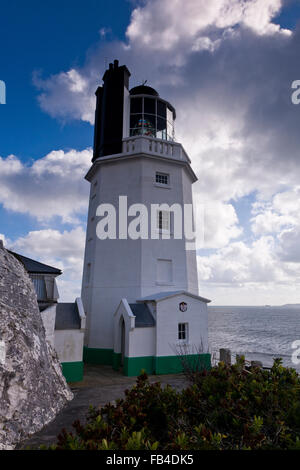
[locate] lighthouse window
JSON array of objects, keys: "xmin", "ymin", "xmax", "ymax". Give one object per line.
[
  {"xmin": 130, "ymin": 115, "xmax": 156, "ymax": 138},
  {"xmin": 157, "ymin": 117, "xmax": 167, "ymax": 140},
  {"xmin": 178, "ymin": 323, "xmax": 188, "ymax": 341},
  {"xmin": 157, "ymin": 101, "xmax": 166, "ymax": 118},
  {"xmin": 157, "ymin": 210, "xmax": 170, "ymax": 231},
  {"xmin": 130, "ymin": 96, "xmax": 174, "ymax": 141},
  {"xmin": 130, "ymin": 97, "xmax": 142, "ymax": 114},
  {"xmin": 156, "ymin": 172, "xmax": 169, "ymax": 185},
  {"xmin": 144, "ymin": 97, "xmax": 156, "ymax": 114},
  {"xmin": 144, "ymin": 114, "xmax": 156, "ymax": 136}
]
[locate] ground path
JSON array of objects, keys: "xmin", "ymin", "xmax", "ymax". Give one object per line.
[{"xmin": 19, "ymin": 364, "xmax": 188, "ymax": 449}]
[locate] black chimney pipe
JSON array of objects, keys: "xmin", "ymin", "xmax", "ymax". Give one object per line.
[{"xmin": 92, "ymin": 60, "xmax": 131, "ymax": 162}]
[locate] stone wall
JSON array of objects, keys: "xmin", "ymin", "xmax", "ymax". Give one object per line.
[{"xmin": 0, "ymin": 242, "xmax": 73, "ymax": 449}]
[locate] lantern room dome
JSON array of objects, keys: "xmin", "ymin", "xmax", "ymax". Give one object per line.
[{"xmin": 130, "ymin": 85, "xmax": 159, "ymax": 97}]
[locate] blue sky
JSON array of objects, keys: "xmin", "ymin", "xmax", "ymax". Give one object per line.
[
  {"xmin": 1, "ymin": 0, "xmax": 300, "ymax": 305},
  {"xmin": 0, "ymin": 0, "xmax": 131, "ymax": 160}
]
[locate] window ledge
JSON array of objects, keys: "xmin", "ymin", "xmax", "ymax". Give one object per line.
[
  {"xmin": 156, "ymin": 282, "xmax": 174, "ymax": 286},
  {"xmin": 154, "ymin": 183, "xmax": 172, "ymax": 190},
  {"xmin": 155, "ymin": 229, "xmax": 173, "ymax": 235}
]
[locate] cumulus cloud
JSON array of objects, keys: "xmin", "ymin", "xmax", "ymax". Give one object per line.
[
  {"xmin": 250, "ymin": 188, "xmax": 300, "ymax": 258},
  {"xmin": 278, "ymin": 227, "xmax": 300, "ymax": 263},
  {"xmin": 198, "ymin": 236, "xmax": 287, "ymax": 284},
  {"xmin": 0, "ymin": 233, "xmax": 8, "ymax": 246},
  {"xmin": 195, "ymin": 198, "xmax": 243, "ymax": 249},
  {"xmin": 0, "ymin": 149, "xmax": 91, "ymax": 222},
  {"xmin": 251, "ymin": 208, "xmax": 295, "ymax": 235},
  {"xmin": 197, "ymin": 232, "xmax": 300, "ymax": 304},
  {"xmin": 127, "ymin": 0, "xmax": 289, "ymax": 52},
  {"xmin": 33, "ymin": 69, "xmax": 96, "ymax": 124}
]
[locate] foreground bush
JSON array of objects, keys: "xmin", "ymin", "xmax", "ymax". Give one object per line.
[{"xmin": 47, "ymin": 359, "xmax": 300, "ymax": 450}]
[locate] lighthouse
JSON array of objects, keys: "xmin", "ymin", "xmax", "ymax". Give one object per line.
[{"xmin": 81, "ymin": 60, "xmax": 211, "ymax": 376}]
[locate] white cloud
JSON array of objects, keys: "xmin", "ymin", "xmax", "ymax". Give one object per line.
[
  {"xmin": 0, "ymin": 234, "xmax": 7, "ymax": 246},
  {"xmin": 34, "ymin": 69, "xmax": 96, "ymax": 124},
  {"xmin": 197, "ymin": 233, "xmax": 300, "ymax": 304},
  {"xmin": 198, "ymin": 236, "xmax": 287, "ymax": 284},
  {"xmin": 273, "ymin": 187, "xmax": 300, "ymax": 216},
  {"xmin": 278, "ymin": 227, "xmax": 300, "ymax": 263},
  {"xmin": 0, "ymin": 149, "xmax": 91, "ymax": 222},
  {"xmin": 195, "ymin": 198, "xmax": 243, "ymax": 249},
  {"xmin": 127, "ymin": 0, "xmax": 288, "ymax": 52},
  {"xmin": 251, "ymin": 208, "xmax": 295, "ymax": 235}
]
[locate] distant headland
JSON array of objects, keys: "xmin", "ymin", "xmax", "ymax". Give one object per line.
[{"xmin": 280, "ymin": 304, "xmax": 300, "ymax": 308}]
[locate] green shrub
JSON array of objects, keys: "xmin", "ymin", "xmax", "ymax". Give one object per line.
[{"xmin": 48, "ymin": 359, "xmax": 300, "ymax": 450}]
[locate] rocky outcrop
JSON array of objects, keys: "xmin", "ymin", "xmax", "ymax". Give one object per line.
[{"xmin": 0, "ymin": 242, "xmax": 73, "ymax": 450}]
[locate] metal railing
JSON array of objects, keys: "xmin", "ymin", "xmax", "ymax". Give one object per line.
[{"xmin": 122, "ymin": 136, "xmax": 190, "ymax": 162}]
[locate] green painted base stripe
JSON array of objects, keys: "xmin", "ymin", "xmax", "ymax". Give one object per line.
[
  {"xmin": 154, "ymin": 353, "xmax": 211, "ymax": 375},
  {"xmin": 123, "ymin": 354, "xmax": 211, "ymax": 376},
  {"xmin": 83, "ymin": 349, "xmax": 211, "ymax": 376},
  {"xmin": 112, "ymin": 352, "xmax": 122, "ymax": 371},
  {"xmin": 124, "ymin": 356, "xmax": 155, "ymax": 377},
  {"xmin": 61, "ymin": 361, "xmax": 84, "ymax": 383},
  {"xmin": 83, "ymin": 346, "xmax": 113, "ymax": 365}
]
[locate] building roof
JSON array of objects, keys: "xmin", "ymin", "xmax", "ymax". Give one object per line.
[
  {"xmin": 137, "ymin": 290, "xmax": 211, "ymax": 304},
  {"xmin": 129, "ymin": 303, "xmax": 155, "ymax": 327},
  {"xmin": 9, "ymin": 251, "xmax": 62, "ymax": 275},
  {"xmin": 130, "ymin": 85, "xmax": 159, "ymax": 96},
  {"xmin": 55, "ymin": 303, "xmax": 81, "ymax": 330}
]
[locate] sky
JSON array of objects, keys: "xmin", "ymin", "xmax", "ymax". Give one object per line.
[{"xmin": 1, "ymin": 0, "xmax": 300, "ymax": 305}]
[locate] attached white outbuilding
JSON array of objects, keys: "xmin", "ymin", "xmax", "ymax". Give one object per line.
[
  {"xmin": 9, "ymin": 250, "xmax": 86, "ymax": 383},
  {"xmin": 41, "ymin": 298, "xmax": 86, "ymax": 382},
  {"xmin": 113, "ymin": 291, "xmax": 210, "ymax": 376}
]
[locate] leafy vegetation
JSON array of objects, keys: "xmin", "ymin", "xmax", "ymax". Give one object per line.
[{"xmin": 46, "ymin": 358, "xmax": 300, "ymax": 450}]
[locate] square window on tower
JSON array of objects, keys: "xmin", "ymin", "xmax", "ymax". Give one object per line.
[{"xmin": 155, "ymin": 172, "xmax": 169, "ymax": 186}]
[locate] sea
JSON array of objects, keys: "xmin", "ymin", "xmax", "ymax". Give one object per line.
[{"xmin": 208, "ymin": 306, "xmax": 300, "ymax": 373}]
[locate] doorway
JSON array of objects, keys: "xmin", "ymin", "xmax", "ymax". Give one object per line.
[{"xmin": 120, "ymin": 317, "xmax": 125, "ymax": 368}]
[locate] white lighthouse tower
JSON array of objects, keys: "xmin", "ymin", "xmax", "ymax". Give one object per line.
[{"xmin": 81, "ymin": 60, "xmax": 211, "ymax": 376}]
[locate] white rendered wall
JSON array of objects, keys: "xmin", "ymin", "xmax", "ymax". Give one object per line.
[
  {"xmin": 40, "ymin": 305, "xmax": 56, "ymax": 348},
  {"xmin": 54, "ymin": 330, "xmax": 84, "ymax": 363},
  {"xmin": 154, "ymin": 294, "xmax": 208, "ymax": 357},
  {"xmin": 128, "ymin": 328, "xmax": 155, "ymax": 358}
]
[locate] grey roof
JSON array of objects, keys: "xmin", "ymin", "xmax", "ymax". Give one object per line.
[
  {"xmin": 129, "ymin": 303, "xmax": 155, "ymax": 327},
  {"xmin": 137, "ymin": 290, "xmax": 211, "ymax": 304},
  {"xmin": 55, "ymin": 303, "xmax": 81, "ymax": 330},
  {"xmin": 9, "ymin": 251, "xmax": 62, "ymax": 275}
]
